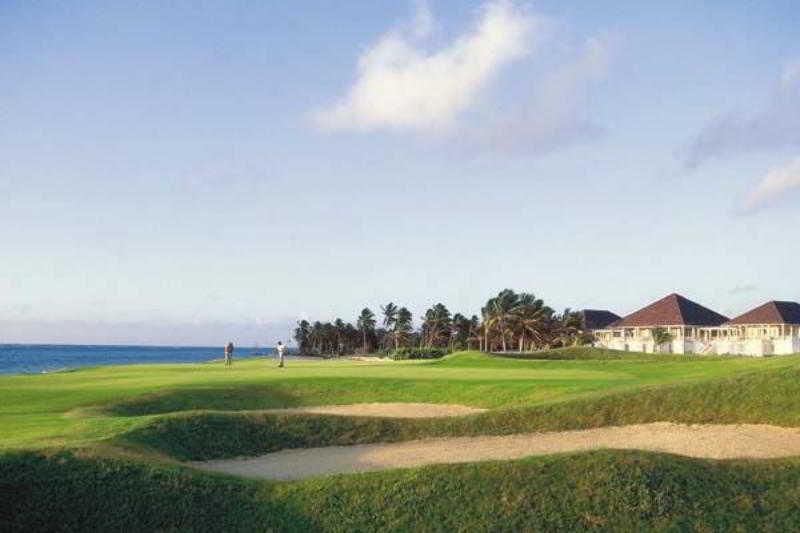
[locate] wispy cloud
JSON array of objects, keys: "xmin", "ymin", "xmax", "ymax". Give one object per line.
[
  {"xmin": 465, "ymin": 35, "xmax": 613, "ymax": 154},
  {"xmin": 729, "ymin": 284, "xmax": 758, "ymax": 295},
  {"xmin": 684, "ymin": 61, "xmax": 800, "ymax": 169},
  {"xmin": 311, "ymin": 1, "xmax": 542, "ymax": 133},
  {"xmin": 742, "ymin": 157, "xmax": 800, "ymax": 212}
]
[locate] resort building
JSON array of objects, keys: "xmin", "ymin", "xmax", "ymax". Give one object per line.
[
  {"xmin": 592, "ymin": 294, "xmax": 800, "ymax": 356},
  {"xmin": 718, "ymin": 301, "xmax": 800, "ymax": 356},
  {"xmin": 592, "ymin": 293, "xmax": 728, "ymax": 354}
]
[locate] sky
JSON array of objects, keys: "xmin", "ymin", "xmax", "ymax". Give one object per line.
[{"xmin": 1, "ymin": 0, "xmax": 799, "ymax": 345}]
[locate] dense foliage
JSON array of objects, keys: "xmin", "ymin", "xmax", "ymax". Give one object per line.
[
  {"xmin": 293, "ymin": 289, "xmax": 593, "ymax": 356},
  {"xmin": 389, "ymin": 347, "xmax": 449, "ymax": 360}
]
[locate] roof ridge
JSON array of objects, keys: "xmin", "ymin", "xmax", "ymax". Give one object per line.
[
  {"xmin": 611, "ymin": 293, "xmax": 727, "ymax": 328},
  {"xmin": 727, "ymin": 300, "xmax": 800, "ymax": 325}
]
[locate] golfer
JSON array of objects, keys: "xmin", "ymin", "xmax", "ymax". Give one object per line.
[
  {"xmin": 276, "ymin": 341, "xmax": 287, "ymax": 368},
  {"xmin": 224, "ymin": 342, "xmax": 234, "ymax": 367}
]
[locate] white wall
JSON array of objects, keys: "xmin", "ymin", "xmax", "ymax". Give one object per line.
[
  {"xmin": 596, "ymin": 331, "xmax": 800, "ymax": 356},
  {"xmin": 773, "ymin": 338, "xmax": 796, "ymax": 355}
]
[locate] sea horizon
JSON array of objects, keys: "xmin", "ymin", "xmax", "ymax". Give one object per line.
[{"xmin": 0, "ymin": 343, "xmax": 293, "ymax": 375}]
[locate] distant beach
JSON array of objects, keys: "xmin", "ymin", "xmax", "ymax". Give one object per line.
[{"xmin": 0, "ymin": 344, "xmax": 302, "ymax": 375}]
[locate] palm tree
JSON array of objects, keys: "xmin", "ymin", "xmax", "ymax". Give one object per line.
[
  {"xmin": 651, "ymin": 327, "xmax": 673, "ymax": 353},
  {"xmin": 357, "ymin": 308, "xmax": 376, "ymax": 353},
  {"xmin": 421, "ymin": 303, "xmax": 452, "ymax": 348},
  {"xmin": 546, "ymin": 308, "xmax": 582, "ymax": 348},
  {"xmin": 482, "ymin": 289, "xmax": 520, "ymax": 352},
  {"xmin": 381, "ymin": 303, "xmax": 398, "ymax": 331},
  {"xmin": 466, "ymin": 315, "xmax": 482, "ymax": 350},
  {"xmin": 293, "ymin": 320, "xmax": 312, "ymax": 354},
  {"xmin": 451, "ymin": 313, "xmax": 473, "ymax": 350},
  {"xmin": 393, "ymin": 307, "xmax": 413, "ymax": 349},
  {"xmin": 513, "ymin": 293, "xmax": 552, "ymax": 352},
  {"xmin": 333, "ymin": 319, "xmax": 346, "ymax": 355},
  {"xmin": 309, "ymin": 321, "xmax": 324, "ymax": 354}
]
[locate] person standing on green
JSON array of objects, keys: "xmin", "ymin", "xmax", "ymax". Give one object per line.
[
  {"xmin": 276, "ymin": 341, "xmax": 287, "ymax": 368},
  {"xmin": 224, "ymin": 342, "xmax": 234, "ymax": 367}
]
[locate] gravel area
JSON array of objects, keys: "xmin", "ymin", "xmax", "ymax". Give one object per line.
[{"xmin": 193, "ymin": 423, "xmax": 800, "ymax": 481}]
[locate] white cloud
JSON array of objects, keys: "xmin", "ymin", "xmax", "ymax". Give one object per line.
[
  {"xmin": 684, "ymin": 61, "xmax": 800, "ymax": 169},
  {"xmin": 411, "ymin": 0, "xmax": 434, "ymax": 39},
  {"xmin": 311, "ymin": 1, "xmax": 546, "ymax": 133},
  {"xmin": 465, "ymin": 35, "xmax": 613, "ymax": 154},
  {"xmin": 743, "ymin": 157, "xmax": 800, "ymax": 212}
]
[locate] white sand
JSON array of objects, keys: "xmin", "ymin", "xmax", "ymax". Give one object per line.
[
  {"xmin": 261, "ymin": 402, "xmax": 487, "ymax": 418},
  {"xmin": 192, "ymin": 422, "xmax": 800, "ymax": 481}
]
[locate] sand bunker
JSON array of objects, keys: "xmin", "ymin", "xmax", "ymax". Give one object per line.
[
  {"xmin": 262, "ymin": 403, "xmax": 487, "ymax": 418},
  {"xmin": 193, "ymin": 423, "xmax": 800, "ymax": 481}
]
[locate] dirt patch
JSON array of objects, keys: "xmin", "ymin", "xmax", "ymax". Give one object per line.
[
  {"xmin": 192, "ymin": 423, "xmax": 800, "ymax": 481},
  {"xmin": 262, "ymin": 402, "xmax": 487, "ymax": 418}
]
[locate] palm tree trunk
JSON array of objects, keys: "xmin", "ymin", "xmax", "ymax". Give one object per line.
[{"xmin": 519, "ymin": 330, "xmax": 525, "ymax": 353}]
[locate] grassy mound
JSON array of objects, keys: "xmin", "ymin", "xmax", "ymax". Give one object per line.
[
  {"xmin": 119, "ymin": 364, "xmax": 800, "ymax": 460},
  {"xmin": 0, "ymin": 450, "xmax": 308, "ymax": 532},
  {"xmin": 3, "ymin": 449, "xmax": 800, "ymax": 531},
  {"xmin": 492, "ymin": 346, "xmax": 723, "ymax": 361}
]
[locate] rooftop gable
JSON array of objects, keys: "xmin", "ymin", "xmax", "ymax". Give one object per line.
[
  {"xmin": 611, "ymin": 293, "xmax": 729, "ymax": 328},
  {"xmin": 727, "ymin": 301, "xmax": 800, "ymax": 325},
  {"xmin": 581, "ymin": 310, "xmax": 621, "ymax": 330}
]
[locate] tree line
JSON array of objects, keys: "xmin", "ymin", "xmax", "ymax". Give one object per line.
[{"xmin": 293, "ymin": 289, "xmax": 591, "ymax": 356}]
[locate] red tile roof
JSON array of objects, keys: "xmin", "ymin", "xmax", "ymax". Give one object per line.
[
  {"xmin": 727, "ymin": 301, "xmax": 800, "ymax": 325},
  {"xmin": 610, "ymin": 293, "xmax": 729, "ymax": 328}
]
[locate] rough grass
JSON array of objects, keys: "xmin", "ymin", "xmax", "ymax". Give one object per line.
[{"xmin": 4, "ymin": 449, "xmax": 800, "ymax": 532}]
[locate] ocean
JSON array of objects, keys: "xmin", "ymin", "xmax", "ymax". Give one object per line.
[{"xmin": 0, "ymin": 344, "xmax": 283, "ymax": 375}]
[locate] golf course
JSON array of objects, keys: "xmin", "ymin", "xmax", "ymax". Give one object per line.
[{"xmin": 4, "ymin": 348, "xmax": 800, "ymax": 530}]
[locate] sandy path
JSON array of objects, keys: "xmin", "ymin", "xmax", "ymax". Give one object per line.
[
  {"xmin": 193, "ymin": 423, "xmax": 800, "ymax": 481},
  {"xmin": 261, "ymin": 403, "xmax": 487, "ymax": 418}
]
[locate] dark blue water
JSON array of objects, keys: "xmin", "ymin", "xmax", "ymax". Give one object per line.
[{"xmin": 0, "ymin": 344, "xmax": 277, "ymax": 375}]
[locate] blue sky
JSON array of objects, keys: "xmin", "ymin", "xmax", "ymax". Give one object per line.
[{"xmin": 1, "ymin": 1, "xmax": 799, "ymax": 345}]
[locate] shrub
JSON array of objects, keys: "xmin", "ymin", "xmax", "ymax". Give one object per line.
[{"xmin": 390, "ymin": 347, "xmax": 449, "ymax": 360}]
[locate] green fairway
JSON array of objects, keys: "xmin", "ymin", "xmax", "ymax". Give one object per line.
[
  {"xmin": 6, "ymin": 348, "xmax": 800, "ymax": 531},
  {"xmin": 2, "ymin": 349, "xmax": 799, "ymax": 450}
]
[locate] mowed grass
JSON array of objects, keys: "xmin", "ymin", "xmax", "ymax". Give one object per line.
[{"xmin": 1, "ymin": 349, "xmax": 799, "ymax": 450}]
